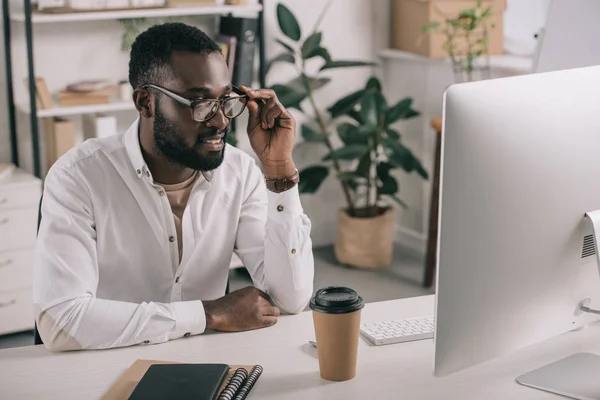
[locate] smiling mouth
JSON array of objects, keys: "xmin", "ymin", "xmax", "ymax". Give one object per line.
[{"xmin": 198, "ymin": 132, "xmax": 225, "ymax": 145}]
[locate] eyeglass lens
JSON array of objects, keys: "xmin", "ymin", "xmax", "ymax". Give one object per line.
[{"xmin": 193, "ymin": 97, "xmax": 248, "ymax": 121}]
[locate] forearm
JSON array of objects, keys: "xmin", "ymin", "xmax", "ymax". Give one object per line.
[
  {"xmin": 262, "ymin": 186, "xmax": 315, "ymax": 314},
  {"xmin": 35, "ymin": 297, "xmax": 206, "ymax": 351}
]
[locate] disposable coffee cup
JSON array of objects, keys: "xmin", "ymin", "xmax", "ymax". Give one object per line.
[{"xmin": 309, "ymin": 286, "xmax": 365, "ymax": 381}]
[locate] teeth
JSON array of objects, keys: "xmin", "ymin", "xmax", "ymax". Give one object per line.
[{"xmin": 206, "ymin": 139, "xmax": 221, "ymax": 144}]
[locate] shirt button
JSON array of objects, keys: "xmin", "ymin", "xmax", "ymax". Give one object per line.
[
  {"xmin": 169, "ymin": 236, "xmax": 175, "ymax": 243},
  {"xmin": 159, "ymin": 191, "xmax": 165, "ymax": 196},
  {"xmin": 277, "ymin": 205, "xmax": 284, "ymax": 212},
  {"xmin": 175, "ymin": 277, "xmax": 180, "ymax": 283},
  {"xmin": 146, "ymin": 171, "xmax": 150, "ymax": 177},
  {"xmin": 136, "ymin": 169, "xmax": 141, "ymax": 175},
  {"xmin": 291, "ymin": 248, "xmax": 297, "ymax": 254},
  {"xmin": 184, "ymin": 332, "xmax": 191, "ymax": 338},
  {"xmin": 143, "ymin": 340, "xmax": 150, "ymax": 344}
]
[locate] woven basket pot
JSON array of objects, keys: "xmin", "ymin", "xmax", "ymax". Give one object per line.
[{"xmin": 334, "ymin": 207, "xmax": 396, "ymax": 269}]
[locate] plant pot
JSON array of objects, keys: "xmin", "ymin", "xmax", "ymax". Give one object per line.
[{"xmin": 334, "ymin": 207, "xmax": 396, "ymax": 269}]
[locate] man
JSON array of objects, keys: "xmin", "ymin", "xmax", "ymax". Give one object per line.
[{"xmin": 33, "ymin": 22, "xmax": 314, "ymax": 351}]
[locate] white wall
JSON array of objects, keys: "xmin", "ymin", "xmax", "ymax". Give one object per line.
[{"xmin": 0, "ymin": 0, "xmax": 555, "ymax": 249}]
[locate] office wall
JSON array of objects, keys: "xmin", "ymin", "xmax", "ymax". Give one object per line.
[{"xmin": 0, "ymin": 0, "xmax": 554, "ymax": 249}]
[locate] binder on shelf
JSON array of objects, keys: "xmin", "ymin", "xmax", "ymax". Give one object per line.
[
  {"xmin": 219, "ymin": 15, "xmax": 258, "ymax": 88},
  {"xmin": 216, "ymin": 34, "xmax": 237, "ymax": 80},
  {"xmin": 83, "ymin": 114, "xmax": 118, "ymax": 139},
  {"xmin": 101, "ymin": 359, "xmax": 263, "ymax": 400}
]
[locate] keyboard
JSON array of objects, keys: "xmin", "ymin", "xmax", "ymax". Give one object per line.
[{"xmin": 360, "ymin": 316, "xmax": 435, "ymax": 346}]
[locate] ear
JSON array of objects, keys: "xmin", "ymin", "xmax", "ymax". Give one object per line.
[{"xmin": 133, "ymin": 88, "xmax": 153, "ymax": 118}]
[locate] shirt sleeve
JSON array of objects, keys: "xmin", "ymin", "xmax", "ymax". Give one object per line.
[
  {"xmin": 233, "ymin": 162, "xmax": 315, "ymax": 314},
  {"xmin": 33, "ymin": 166, "xmax": 206, "ymax": 351}
]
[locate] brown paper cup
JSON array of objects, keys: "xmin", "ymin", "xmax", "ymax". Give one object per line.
[{"xmin": 312, "ymin": 309, "xmax": 362, "ymax": 381}]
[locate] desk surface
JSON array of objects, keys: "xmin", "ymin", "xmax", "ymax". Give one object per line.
[{"xmin": 1, "ymin": 295, "xmax": 599, "ymax": 399}]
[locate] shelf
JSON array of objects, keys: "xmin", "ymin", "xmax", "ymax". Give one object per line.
[
  {"xmin": 18, "ymin": 101, "xmax": 136, "ymax": 118},
  {"xmin": 10, "ymin": 3, "xmax": 262, "ymax": 23},
  {"xmin": 379, "ymin": 49, "xmax": 534, "ymax": 74}
]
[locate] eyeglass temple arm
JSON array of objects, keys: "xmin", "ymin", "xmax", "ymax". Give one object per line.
[
  {"xmin": 232, "ymin": 84, "xmax": 266, "ymax": 104},
  {"xmin": 144, "ymin": 84, "xmax": 192, "ymax": 106}
]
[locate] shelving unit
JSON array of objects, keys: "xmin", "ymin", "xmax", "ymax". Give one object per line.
[
  {"xmin": 379, "ymin": 48, "xmax": 534, "ymax": 75},
  {"xmin": 3, "ymin": 0, "xmax": 267, "ymax": 178}
]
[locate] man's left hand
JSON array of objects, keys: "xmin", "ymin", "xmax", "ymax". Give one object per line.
[{"xmin": 239, "ymin": 85, "xmax": 297, "ymax": 178}]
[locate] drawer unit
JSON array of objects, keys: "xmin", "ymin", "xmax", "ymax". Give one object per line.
[
  {"xmin": 0, "ymin": 287, "xmax": 34, "ymax": 335},
  {"xmin": 0, "ymin": 208, "xmax": 39, "ymax": 253},
  {"xmin": 0, "ymin": 248, "xmax": 34, "ymax": 293}
]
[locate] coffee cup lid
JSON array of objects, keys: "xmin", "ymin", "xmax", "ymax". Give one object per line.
[{"xmin": 309, "ymin": 286, "xmax": 364, "ymax": 314}]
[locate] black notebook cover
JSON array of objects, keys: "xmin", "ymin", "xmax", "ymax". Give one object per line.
[{"xmin": 128, "ymin": 363, "xmax": 229, "ymax": 400}]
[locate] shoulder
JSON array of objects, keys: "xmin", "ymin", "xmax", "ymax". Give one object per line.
[
  {"xmin": 50, "ymin": 134, "xmax": 124, "ymax": 173},
  {"xmin": 219, "ymin": 144, "xmax": 261, "ymax": 179}
]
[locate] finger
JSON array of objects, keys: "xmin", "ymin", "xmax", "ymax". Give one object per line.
[
  {"xmin": 261, "ymin": 100, "xmax": 280, "ymax": 129},
  {"xmin": 265, "ymin": 106, "xmax": 283, "ymax": 129},
  {"xmin": 240, "ymin": 85, "xmax": 276, "ymax": 101},
  {"xmin": 262, "ymin": 316, "xmax": 278, "ymax": 327},
  {"xmin": 260, "ymin": 305, "xmax": 281, "ymax": 317}
]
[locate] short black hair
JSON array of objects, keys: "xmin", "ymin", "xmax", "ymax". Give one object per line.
[{"xmin": 128, "ymin": 22, "xmax": 221, "ymax": 89}]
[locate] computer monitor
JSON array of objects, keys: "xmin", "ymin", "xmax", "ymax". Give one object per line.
[
  {"xmin": 433, "ymin": 65, "xmax": 600, "ymax": 379},
  {"xmin": 534, "ymin": 0, "xmax": 600, "ymax": 73}
]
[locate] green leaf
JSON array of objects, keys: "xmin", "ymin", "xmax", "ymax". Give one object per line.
[
  {"xmin": 320, "ymin": 60, "xmax": 376, "ymax": 71},
  {"xmin": 266, "ymin": 53, "xmax": 296, "ymax": 75},
  {"xmin": 421, "ymin": 21, "xmax": 440, "ymax": 32},
  {"xmin": 276, "ymin": 38, "xmax": 295, "ymax": 54},
  {"xmin": 276, "ymin": 3, "xmax": 301, "ymax": 41},
  {"xmin": 327, "ymin": 89, "xmax": 365, "ymax": 118},
  {"xmin": 301, "ymin": 124, "xmax": 326, "ymax": 142},
  {"xmin": 357, "ymin": 92, "xmax": 376, "ymax": 125},
  {"xmin": 386, "ymin": 98, "xmax": 420, "ymax": 124},
  {"xmin": 379, "ymin": 174, "xmax": 399, "ymax": 195},
  {"xmin": 389, "ymin": 195, "xmax": 408, "ymax": 209},
  {"xmin": 301, "ymin": 32, "xmax": 322, "ymax": 58},
  {"xmin": 306, "ymin": 46, "xmax": 332, "ymax": 63},
  {"xmin": 270, "ymin": 84, "xmax": 306, "ymax": 110},
  {"xmin": 365, "ymin": 77, "xmax": 382, "ymax": 91},
  {"xmin": 383, "ymin": 137, "xmax": 427, "ymax": 178},
  {"xmin": 374, "ymin": 92, "xmax": 387, "ymax": 118},
  {"xmin": 337, "ymin": 122, "xmax": 368, "ymax": 145},
  {"xmin": 286, "ymin": 74, "xmax": 331, "ymax": 92},
  {"xmin": 377, "ymin": 162, "xmax": 394, "ymax": 181},
  {"xmin": 298, "ymin": 165, "xmax": 329, "ymax": 194},
  {"xmin": 322, "ymin": 144, "xmax": 369, "ymax": 161},
  {"xmin": 385, "ymin": 127, "xmax": 401, "ymax": 140},
  {"xmin": 356, "ymin": 124, "xmax": 378, "ymax": 137},
  {"xmin": 355, "ymin": 152, "xmax": 371, "ymax": 178}
]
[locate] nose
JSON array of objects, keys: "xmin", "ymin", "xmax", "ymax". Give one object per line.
[{"xmin": 205, "ymin": 104, "xmax": 229, "ymax": 131}]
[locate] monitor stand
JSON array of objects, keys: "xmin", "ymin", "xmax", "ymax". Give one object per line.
[{"xmin": 515, "ymin": 210, "xmax": 600, "ymax": 399}]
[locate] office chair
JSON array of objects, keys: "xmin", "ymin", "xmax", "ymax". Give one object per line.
[{"xmin": 33, "ymin": 194, "xmax": 231, "ymax": 346}]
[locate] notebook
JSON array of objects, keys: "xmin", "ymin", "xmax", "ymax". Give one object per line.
[{"xmin": 101, "ymin": 359, "xmax": 263, "ymax": 400}]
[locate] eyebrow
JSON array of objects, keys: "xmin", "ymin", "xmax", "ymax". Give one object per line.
[{"xmin": 186, "ymin": 84, "xmax": 233, "ymax": 96}]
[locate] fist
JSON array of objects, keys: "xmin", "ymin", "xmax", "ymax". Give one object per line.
[{"xmin": 203, "ymin": 286, "xmax": 281, "ymax": 332}]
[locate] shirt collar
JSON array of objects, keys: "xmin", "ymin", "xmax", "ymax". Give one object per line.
[{"xmin": 124, "ymin": 117, "xmax": 214, "ymax": 183}]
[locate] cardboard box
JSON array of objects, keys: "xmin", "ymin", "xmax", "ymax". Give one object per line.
[
  {"xmin": 44, "ymin": 118, "xmax": 76, "ymax": 171},
  {"xmin": 391, "ymin": 0, "xmax": 506, "ymax": 59}
]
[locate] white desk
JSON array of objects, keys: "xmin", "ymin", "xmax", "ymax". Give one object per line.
[{"xmin": 1, "ymin": 295, "xmax": 599, "ymax": 399}]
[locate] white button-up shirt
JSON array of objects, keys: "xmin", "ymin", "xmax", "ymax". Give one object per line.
[{"xmin": 33, "ymin": 118, "xmax": 314, "ymax": 351}]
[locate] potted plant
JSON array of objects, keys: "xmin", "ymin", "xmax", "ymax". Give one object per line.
[
  {"xmin": 268, "ymin": 2, "xmax": 428, "ymax": 268},
  {"xmin": 421, "ymin": 0, "xmax": 496, "ymax": 83}
]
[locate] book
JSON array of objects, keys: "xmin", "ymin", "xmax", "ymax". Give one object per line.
[
  {"xmin": 215, "ymin": 34, "xmax": 237, "ymax": 80},
  {"xmin": 101, "ymin": 359, "xmax": 263, "ymax": 400}
]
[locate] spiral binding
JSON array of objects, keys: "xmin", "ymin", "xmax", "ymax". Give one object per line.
[
  {"xmin": 218, "ymin": 368, "xmax": 248, "ymax": 400},
  {"xmin": 233, "ymin": 365, "xmax": 263, "ymax": 400}
]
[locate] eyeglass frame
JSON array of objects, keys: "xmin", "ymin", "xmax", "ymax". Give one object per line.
[{"xmin": 141, "ymin": 83, "xmax": 249, "ymax": 122}]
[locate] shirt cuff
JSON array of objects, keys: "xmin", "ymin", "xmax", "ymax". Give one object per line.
[
  {"xmin": 267, "ymin": 184, "xmax": 304, "ymax": 221},
  {"xmin": 167, "ymin": 300, "xmax": 206, "ymax": 340}
]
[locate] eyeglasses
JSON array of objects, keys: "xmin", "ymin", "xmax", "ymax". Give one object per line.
[{"xmin": 142, "ymin": 83, "xmax": 248, "ymax": 122}]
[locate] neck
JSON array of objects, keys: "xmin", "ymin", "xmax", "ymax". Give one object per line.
[{"xmin": 139, "ymin": 119, "xmax": 195, "ymax": 185}]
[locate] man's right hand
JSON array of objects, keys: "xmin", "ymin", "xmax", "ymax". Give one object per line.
[{"xmin": 203, "ymin": 286, "xmax": 281, "ymax": 332}]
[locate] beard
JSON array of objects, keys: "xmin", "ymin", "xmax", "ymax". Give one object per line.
[{"xmin": 152, "ymin": 102, "xmax": 227, "ymax": 172}]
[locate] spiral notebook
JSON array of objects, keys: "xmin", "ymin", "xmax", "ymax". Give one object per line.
[{"xmin": 101, "ymin": 359, "xmax": 263, "ymax": 400}]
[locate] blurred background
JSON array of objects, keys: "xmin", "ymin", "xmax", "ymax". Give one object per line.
[{"xmin": 0, "ymin": 0, "xmax": 555, "ymax": 348}]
